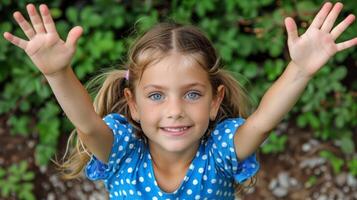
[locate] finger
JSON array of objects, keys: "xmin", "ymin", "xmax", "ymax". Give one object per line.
[
  {"xmin": 284, "ymin": 17, "xmax": 299, "ymax": 44},
  {"xmin": 3, "ymin": 32, "xmax": 28, "ymax": 49},
  {"xmin": 308, "ymin": 2, "xmax": 333, "ymax": 30},
  {"xmin": 321, "ymin": 2, "xmax": 343, "ymax": 33},
  {"xmin": 336, "ymin": 37, "xmax": 357, "ymax": 51},
  {"xmin": 39, "ymin": 4, "xmax": 58, "ymax": 34},
  {"xmin": 13, "ymin": 11, "xmax": 36, "ymax": 39},
  {"xmin": 66, "ymin": 26, "xmax": 83, "ymax": 47},
  {"xmin": 331, "ymin": 14, "xmax": 355, "ymax": 40},
  {"xmin": 26, "ymin": 4, "xmax": 46, "ymax": 33}
]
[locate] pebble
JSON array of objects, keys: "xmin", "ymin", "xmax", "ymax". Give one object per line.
[
  {"xmin": 316, "ymin": 195, "xmax": 328, "ymax": 200},
  {"xmin": 336, "ymin": 173, "xmax": 347, "ymax": 186},
  {"xmin": 272, "ymin": 187, "xmax": 288, "ymax": 197},
  {"xmin": 40, "ymin": 165, "xmax": 48, "ymax": 174},
  {"xmin": 278, "ymin": 172, "xmax": 290, "ymax": 188},
  {"xmin": 346, "ymin": 174, "xmax": 357, "ymax": 188},
  {"xmin": 47, "ymin": 192, "xmax": 55, "ymax": 200},
  {"xmin": 299, "ymin": 157, "xmax": 326, "ymax": 169}
]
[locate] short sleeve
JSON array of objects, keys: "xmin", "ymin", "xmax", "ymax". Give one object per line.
[
  {"xmin": 209, "ymin": 118, "xmax": 260, "ymax": 183},
  {"xmin": 85, "ymin": 113, "xmax": 135, "ymax": 181}
]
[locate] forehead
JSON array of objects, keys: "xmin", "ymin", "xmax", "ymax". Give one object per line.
[{"xmin": 138, "ymin": 53, "xmax": 210, "ymax": 89}]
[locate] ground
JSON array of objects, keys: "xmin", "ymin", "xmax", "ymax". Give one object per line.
[{"xmin": 0, "ymin": 116, "xmax": 356, "ymax": 200}]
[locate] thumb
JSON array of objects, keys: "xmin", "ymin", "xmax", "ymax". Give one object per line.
[
  {"xmin": 66, "ymin": 26, "xmax": 83, "ymax": 47},
  {"xmin": 284, "ymin": 17, "xmax": 298, "ymax": 44}
]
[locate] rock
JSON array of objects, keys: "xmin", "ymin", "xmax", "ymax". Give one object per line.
[
  {"xmin": 278, "ymin": 172, "xmax": 290, "ymax": 188},
  {"xmin": 335, "ymin": 173, "xmax": 347, "ymax": 186},
  {"xmin": 47, "ymin": 192, "xmax": 55, "ymax": 200},
  {"xmin": 316, "ymin": 195, "xmax": 328, "ymax": 200},
  {"xmin": 83, "ymin": 182, "xmax": 94, "ymax": 192},
  {"xmin": 346, "ymin": 174, "xmax": 357, "ymax": 188},
  {"xmin": 269, "ymin": 179, "xmax": 278, "ymax": 190},
  {"xmin": 272, "ymin": 187, "xmax": 288, "ymax": 197},
  {"xmin": 302, "ymin": 143, "xmax": 312, "ymax": 152},
  {"xmin": 299, "ymin": 157, "xmax": 326, "ymax": 169},
  {"xmin": 289, "ymin": 177, "xmax": 299, "ymax": 187},
  {"xmin": 40, "ymin": 165, "xmax": 48, "ymax": 174}
]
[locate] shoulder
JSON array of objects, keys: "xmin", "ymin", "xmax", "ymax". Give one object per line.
[{"xmin": 212, "ymin": 117, "xmax": 245, "ymax": 136}]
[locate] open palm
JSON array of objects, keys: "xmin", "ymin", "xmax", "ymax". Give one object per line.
[
  {"xmin": 285, "ymin": 2, "xmax": 357, "ymax": 77},
  {"xmin": 3, "ymin": 4, "xmax": 82, "ymax": 76}
]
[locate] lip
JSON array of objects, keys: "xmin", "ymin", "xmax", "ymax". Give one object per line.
[{"xmin": 160, "ymin": 126, "xmax": 192, "ymax": 136}]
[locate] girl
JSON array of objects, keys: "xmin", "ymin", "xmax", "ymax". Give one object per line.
[{"xmin": 3, "ymin": 2, "xmax": 357, "ymax": 199}]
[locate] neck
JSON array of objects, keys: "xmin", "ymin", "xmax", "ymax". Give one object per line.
[{"xmin": 149, "ymin": 142, "xmax": 199, "ymax": 174}]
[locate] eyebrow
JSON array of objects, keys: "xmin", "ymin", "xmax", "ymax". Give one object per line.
[{"xmin": 143, "ymin": 82, "xmax": 207, "ymax": 90}]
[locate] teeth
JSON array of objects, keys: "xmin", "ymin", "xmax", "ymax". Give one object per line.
[{"xmin": 163, "ymin": 127, "xmax": 188, "ymax": 132}]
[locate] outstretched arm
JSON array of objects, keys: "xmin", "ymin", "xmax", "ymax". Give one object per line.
[
  {"xmin": 3, "ymin": 4, "xmax": 113, "ymax": 163},
  {"xmin": 234, "ymin": 2, "xmax": 357, "ymax": 161}
]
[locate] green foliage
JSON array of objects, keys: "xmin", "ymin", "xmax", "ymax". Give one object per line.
[
  {"xmin": 347, "ymin": 158, "xmax": 357, "ymax": 177},
  {"xmin": 0, "ymin": 161, "xmax": 35, "ymax": 200},
  {"xmin": 319, "ymin": 150, "xmax": 344, "ymax": 174},
  {"xmin": 0, "ymin": 0, "xmax": 356, "ymax": 179},
  {"xmin": 261, "ymin": 132, "xmax": 288, "ymax": 154},
  {"xmin": 305, "ymin": 175, "xmax": 318, "ymax": 188}
]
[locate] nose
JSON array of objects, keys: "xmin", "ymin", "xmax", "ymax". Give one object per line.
[{"xmin": 166, "ymin": 97, "xmax": 184, "ymax": 119}]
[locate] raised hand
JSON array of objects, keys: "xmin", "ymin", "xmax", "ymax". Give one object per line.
[
  {"xmin": 3, "ymin": 4, "xmax": 83, "ymax": 76},
  {"xmin": 284, "ymin": 2, "xmax": 357, "ymax": 77}
]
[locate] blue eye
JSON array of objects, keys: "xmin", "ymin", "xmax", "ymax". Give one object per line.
[
  {"xmin": 149, "ymin": 93, "xmax": 163, "ymax": 101},
  {"xmin": 185, "ymin": 91, "xmax": 201, "ymax": 100}
]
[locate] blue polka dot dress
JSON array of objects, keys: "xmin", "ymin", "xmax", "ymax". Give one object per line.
[{"xmin": 85, "ymin": 113, "xmax": 259, "ymax": 199}]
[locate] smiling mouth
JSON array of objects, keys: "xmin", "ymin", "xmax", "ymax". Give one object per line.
[{"xmin": 160, "ymin": 126, "xmax": 192, "ymax": 136}]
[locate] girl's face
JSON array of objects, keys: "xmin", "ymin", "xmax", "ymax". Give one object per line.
[{"xmin": 126, "ymin": 53, "xmax": 224, "ymax": 155}]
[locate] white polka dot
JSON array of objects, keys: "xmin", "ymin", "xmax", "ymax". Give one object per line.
[
  {"xmin": 195, "ymin": 195, "xmax": 200, "ymax": 200},
  {"xmin": 131, "ymin": 180, "xmax": 136, "ymax": 185},
  {"xmin": 139, "ymin": 177, "xmax": 144, "ymax": 182},
  {"xmin": 118, "ymin": 146, "xmax": 123, "ymax": 151},
  {"xmin": 192, "ymin": 179, "xmax": 198, "ymax": 185},
  {"xmin": 213, "ymin": 130, "xmax": 219, "ymax": 135},
  {"xmin": 211, "ymin": 179, "xmax": 217, "ymax": 184},
  {"xmin": 158, "ymin": 191, "xmax": 163, "ymax": 196},
  {"xmin": 143, "ymin": 162, "xmax": 147, "ymax": 168},
  {"xmin": 137, "ymin": 191, "xmax": 142, "ymax": 196},
  {"xmin": 222, "ymin": 142, "xmax": 227, "ymax": 147},
  {"xmin": 189, "ymin": 164, "xmax": 195, "ymax": 170},
  {"xmin": 152, "ymin": 197, "xmax": 158, "ymax": 200},
  {"xmin": 229, "ymin": 133, "xmax": 233, "ymax": 139},
  {"xmin": 125, "ymin": 158, "xmax": 132, "ymax": 163},
  {"xmin": 145, "ymin": 187, "xmax": 151, "ymax": 192},
  {"xmin": 129, "ymin": 143, "xmax": 134, "ymax": 149},
  {"xmin": 148, "ymin": 172, "xmax": 152, "ymax": 178},
  {"xmin": 127, "ymin": 167, "xmax": 133, "ymax": 173},
  {"xmin": 111, "ymin": 153, "xmax": 116, "ymax": 157},
  {"xmin": 187, "ymin": 189, "xmax": 192, "ymax": 195},
  {"xmin": 202, "ymin": 154, "xmax": 207, "ymax": 160},
  {"xmin": 225, "ymin": 129, "xmax": 231, "ymax": 133},
  {"xmin": 198, "ymin": 168, "xmax": 204, "ymax": 173},
  {"xmin": 207, "ymin": 188, "xmax": 213, "ymax": 194},
  {"xmin": 118, "ymin": 130, "xmax": 123, "ymax": 135},
  {"xmin": 129, "ymin": 190, "xmax": 134, "ymax": 195},
  {"xmin": 124, "ymin": 136, "xmax": 129, "ymax": 142},
  {"xmin": 114, "ymin": 191, "xmax": 118, "ymax": 196},
  {"xmin": 115, "ymin": 181, "xmax": 119, "ymax": 185},
  {"xmin": 203, "ymin": 175, "xmax": 207, "ymax": 181}
]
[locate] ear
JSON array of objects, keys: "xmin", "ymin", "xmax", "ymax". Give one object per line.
[
  {"xmin": 210, "ymin": 85, "xmax": 225, "ymax": 121},
  {"xmin": 124, "ymin": 88, "xmax": 140, "ymax": 122}
]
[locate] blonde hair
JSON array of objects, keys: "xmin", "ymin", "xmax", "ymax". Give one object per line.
[{"xmin": 54, "ymin": 22, "xmax": 256, "ymax": 194}]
